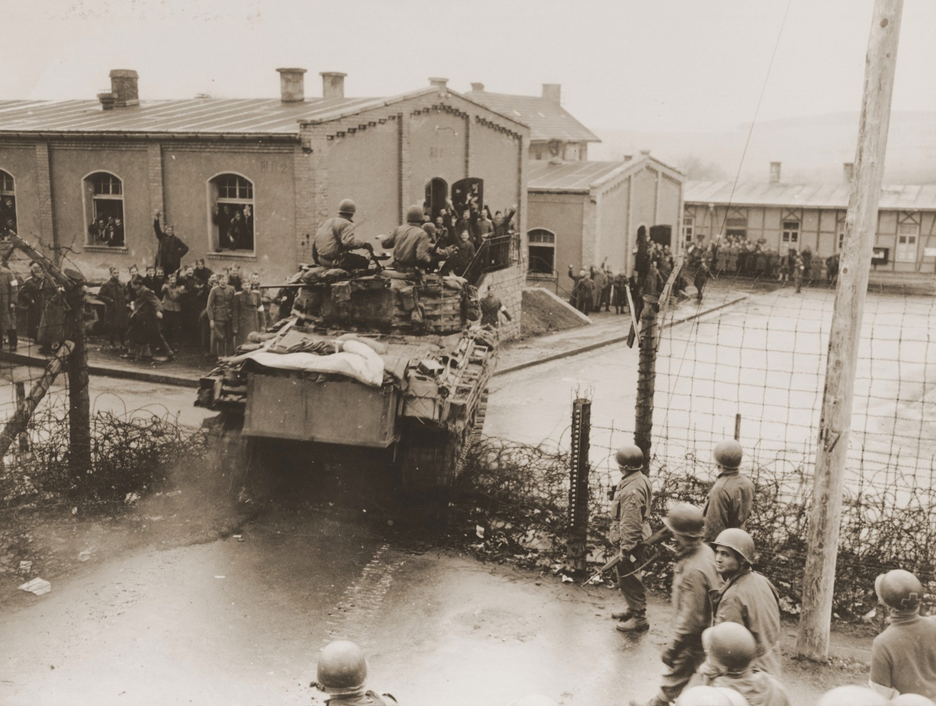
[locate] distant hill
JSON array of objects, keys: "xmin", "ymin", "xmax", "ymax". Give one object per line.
[{"xmin": 590, "ymin": 111, "xmax": 936, "ymax": 185}]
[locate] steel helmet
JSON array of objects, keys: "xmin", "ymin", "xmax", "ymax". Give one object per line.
[
  {"xmin": 875, "ymin": 569, "xmax": 924, "ymax": 612},
  {"xmin": 316, "ymin": 640, "xmax": 368, "ymax": 695},
  {"xmin": 663, "ymin": 503, "xmax": 705, "ymax": 538},
  {"xmin": 406, "ymin": 205, "xmax": 425, "ymax": 224},
  {"xmin": 817, "ymin": 686, "xmax": 888, "ymax": 706},
  {"xmin": 674, "ymin": 686, "xmax": 738, "ymax": 706},
  {"xmin": 713, "ymin": 440, "xmax": 743, "ymax": 469},
  {"xmin": 508, "ymin": 696, "xmax": 558, "ymax": 706},
  {"xmin": 711, "ymin": 528, "xmax": 755, "ymax": 565},
  {"xmin": 615, "ymin": 444, "xmax": 644, "ymax": 471},
  {"xmin": 704, "ymin": 622, "xmax": 756, "ymax": 672},
  {"xmin": 338, "ymin": 199, "xmax": 357, "ymax": 217},
  {"xmin": 890, "ymin": 696, "xmax": 936, "ymax": 706}
]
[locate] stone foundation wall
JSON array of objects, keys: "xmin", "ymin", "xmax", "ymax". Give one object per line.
[{"xmin": 481, "ymin": 262, "xmax": 525, "ymax": 340}]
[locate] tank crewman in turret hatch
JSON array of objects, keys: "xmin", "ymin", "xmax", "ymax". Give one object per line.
[
  {"xmin": 703, "ymin": 440, "xmax": 755, "ymax": 544},
  {"xmin": 378, "ymin": 205, "xmax": 432, "ymax": 272},
  {"xmin": 313, "ymin": 199, "xmax": 374, "ymax": 269},
  {"xmin": 312, "ymin": 640, "xmax": 398, "ymax": 705}
]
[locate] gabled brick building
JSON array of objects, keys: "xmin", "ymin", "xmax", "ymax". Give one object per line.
[{"xmin": 0, "ymin": 70, "xmax": 530, "ymax": 335}]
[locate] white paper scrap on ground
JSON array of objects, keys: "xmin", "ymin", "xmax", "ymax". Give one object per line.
[{"xmin": 19, "ymin": 578, "xmax": 52, "ymax": 596}]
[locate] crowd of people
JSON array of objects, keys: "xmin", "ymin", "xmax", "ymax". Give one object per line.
[
  {"xmin": 88, "ymin": 214, "xmax": 126, "ymax": 247},
  {"xmin": 0, "ymin": 196, "xmax": 17, "ymax": 240}
]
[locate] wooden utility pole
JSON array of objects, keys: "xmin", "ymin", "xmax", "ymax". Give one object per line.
[
  {"xmin": 634, "ymin": 257, "xmax": 683, "ymax": 473},
  {"xmin": 796, "ymin": 0, "xmax": 903, "ymax": 661}
]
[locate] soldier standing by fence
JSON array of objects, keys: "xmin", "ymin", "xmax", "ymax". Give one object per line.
[
  {"xmin": 703, "ymin": 440, "xmax": 755, "ymax": 543},
  {"xmin": 609, "ymin": 444, "xmax": 653, "ymax": 633}
]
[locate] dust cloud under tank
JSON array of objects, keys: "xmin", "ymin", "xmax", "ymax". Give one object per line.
[{"xmin": 195, "ymin": 263, "xmax": 497, "ymax": 511}]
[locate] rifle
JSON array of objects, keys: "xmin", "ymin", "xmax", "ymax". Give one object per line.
[{"xmin": 582, "ymin": 525, "xmax": 671, "ymax": 586}]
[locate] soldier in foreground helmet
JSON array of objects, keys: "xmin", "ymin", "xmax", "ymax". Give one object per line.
[
  {"xmin": 313, "ymin": 640, "xmax": 398, "ymax": 705},
  {"xmin": 695, "ymin": 623, "xmax": 790, "ymax": 706},
  {"xmin": 817, "ymin": 685, "xmax": 887, "ymax": 706},
  {"xmin": 379, "ymin": 205, "xmax": 433, "ymax": 272},
  {"xmin": 869, "ymin": 569, "xmax": 936, "ymax": 700},
  {"xmin": 675, "ymin": 685, "xmax": 749, "ymax": 705},
  {"xmin": 609, "ymin": 443, "xmax": 653, "ymax": 632},
  {"xmin": 313, "ymin": 199, "xmax": 374, "ymax": 269},
  {"xmin": 709, "ymin": 529, "xmax": 782, "ymax": 677},
  {"xmin": 703, "ymin": 439, "xmax": 755, "ymax": 543},
  {"xmin": 631, "ymin": 503, "xmax": 721, "ymax": 706}
]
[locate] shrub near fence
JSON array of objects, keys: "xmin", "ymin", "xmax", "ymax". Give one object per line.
[{"xmin": 457, "ymin": 434, "xmax": 936, "ymax": 622}]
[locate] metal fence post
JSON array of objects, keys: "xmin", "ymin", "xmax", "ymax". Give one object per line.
[{"xmin": 568, "ymin": 397, "xmax": 591, "ymax": 574}]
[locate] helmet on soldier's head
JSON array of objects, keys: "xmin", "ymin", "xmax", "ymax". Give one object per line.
[
  {"xmin": 508, "ymin": 696, "xmax": 559, "ymax": 706},
  {"xmin": 422, "ymin": 222, "xmax": 437, "ymax": 237},
  {"xmin": 316, "ymin": 640, "xmax": 367, "ymax": 695},
  {"xmin": 711, "ymin": 528, "xmax": 755, "ymax": 565},
  {"xmin": 890, "ymin": 696, "xmax": 936, "ymax": 706},
  {"xmin": 704, "ymin": 622, "xmax": 756, "ymax": 672},
  {"xmin": 338, "ymin": 199, "xmax": 357, "ymax": 217},
  {"xmin": 663, "ymin": 503, "xmax": 705, "ymax": 538},
  {"xmin": 713, "ymin": 440, "xmax": 743, "ymax": 469},
  {"xmin": 817, "ymin": 686, "xmax": 888, "ymax": 706},
  {"xmin": 875, "ymin": 569, "xmax": 924, "ymax": 612},
  {"xmin": 615, "ymin": 444, "xmax": 644, "ymax": 471},
  {"xmin": 674, "ymin": 686, "xmax": 737, "ymax": 706},
  {"xmin": 406, "ymin": 205, "xmax": 425, "ymax": 224}
]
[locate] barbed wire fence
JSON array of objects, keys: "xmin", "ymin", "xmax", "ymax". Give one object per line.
[{"xmin": 459, "ymin": 280, "xmax": 936, "ymax": 621}]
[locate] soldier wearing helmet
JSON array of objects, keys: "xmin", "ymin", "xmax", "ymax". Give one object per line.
[
  {"xmin": 695, "ymin": 623, "xmax": 791, "ymax": 706},
  {"xmin": 313, "ymin": 640, "xmax": 398, "ymax": 705},
  {"xmin": 608, "ymin": 443, "xmax": 653, "ymax": 633},
  {"xmin": 313, "ymin": 199, "xmax": 374, "ymax": 269},
  {"xmin": 633, "ymin": 504, "xmax": 721, "ymax": 706},
  {"xmin": 869, "ymin": 569, "xmax": 936, "ymax": 700},
  {"xmin": 709, "ymin": 528, "xmax": 782, "ymax": 676},
  {"xmin": 379, "ymin": 205, "xmax": 433, "ymax": 272},
  {"xmin": 703, "ymin": 440, "xmax": 755, "ymax": 543}
]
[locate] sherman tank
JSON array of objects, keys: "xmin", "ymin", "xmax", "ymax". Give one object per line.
[{"xmin": 195, "ymin": 258, "xmax": 497, "ymax": 508}]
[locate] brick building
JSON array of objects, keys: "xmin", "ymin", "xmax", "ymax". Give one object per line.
[
  {"xmin": 684, "ymin": 162, "xmax": 936, "ymax": 278},
  {"xmin": 0, "ymin": 70, "xmax": 529, "ymax": 336}
]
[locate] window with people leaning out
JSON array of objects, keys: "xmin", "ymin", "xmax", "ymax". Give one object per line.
[
  {"xmin": 0, "ymin": 169, "xmax": 16, "ymax": 238},
  {"xmin": 211, "ymin": 174, "xmax": 255, "ymax": 253},
  {"xmin": 85, "ymin": 172, "xmax": 125, "ymax": 247}
]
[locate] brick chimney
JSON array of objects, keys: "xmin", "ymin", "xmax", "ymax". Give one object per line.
[
  {"xmin": 542, "ymin": 84, "xmax": 561, "ymax": 104},
  {"xmin": 470, "ymin": 82, "xmax": 485, "ymax": 92},
  {"xmin": 429, "ymin": 77, "xmax": 449, "ymax": 89},
  {"xmin": 320, "ymin": 71, "xmax": 346, "ymax": 99},
  {"xmin": 97, "ymin": 92, "xmax": 116, "ymax": 111},
  {"xmin": 109, "ymin": 70, "xmax": 139, "ymax": 108},
  {"xmin": 769, "ymin": 161, "xmax": 782, "ymax": 184},
  {"xmin": 640, "ymin": 149, "xmax": 651, "ymax": 157},
  {"xmin": 276, "ymin": 68, "xmax": 307, "ymax": 103},
  {"xmin": 843, "ymin": 162, "xmax": 855, "ymax": 183}
]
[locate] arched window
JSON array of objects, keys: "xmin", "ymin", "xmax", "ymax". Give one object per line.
[
  {"xmin": 209, "ymin": 174, "xmax": 255, "ymax": 252},
  {"xmin": 424, "ymin": 177, "xmax": 448, "ymax": 221},
  {"xmin": 83, "ymin": 172, "xmax": 125, "ymax": 247},
  {"xmin": 528, "ymin": 228, "xmax": 556, "ymax": 275},
  {"xmin": 0, "ymin": 170, "xmax": 16, "ymax": 237}
]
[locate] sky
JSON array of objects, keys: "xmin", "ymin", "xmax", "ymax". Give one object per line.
[{"xmin": 1, "ymin": 0, "xmax": 934, "ymax": 135}]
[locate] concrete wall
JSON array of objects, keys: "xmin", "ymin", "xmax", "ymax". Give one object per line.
[
  {"xmin": 528, "ymin": 192, "xmax": 584, "ymax": 276},
  {"xmin": 596, "ymin": 179, "xmax": 629, "ymax": 273},
  {"xmin": 327, "ymin": 120, "xmax": 400, "ymax": 247}
]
